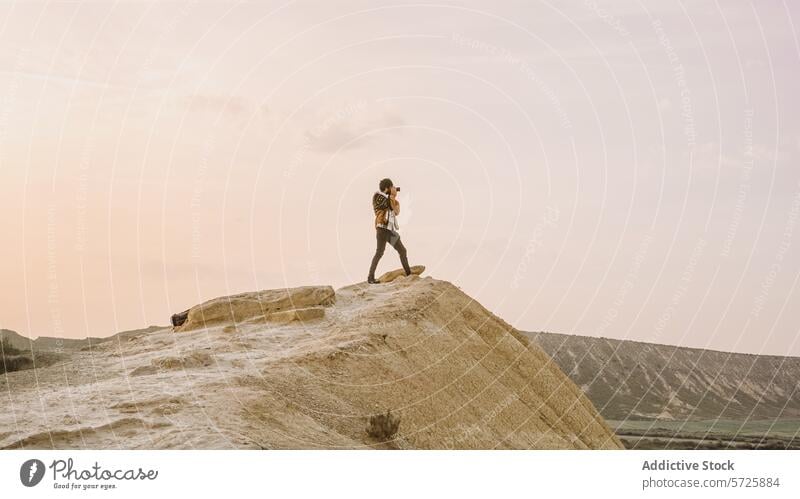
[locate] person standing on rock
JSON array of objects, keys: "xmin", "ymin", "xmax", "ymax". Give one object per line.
[{"xmin": 368, "ymin": 178, "xmax": 412, "ymax": 284}]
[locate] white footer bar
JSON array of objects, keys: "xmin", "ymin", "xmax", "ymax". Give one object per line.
[{"xmin": 2, "ymin": 450, "xmax": 798, "ymax": 498}]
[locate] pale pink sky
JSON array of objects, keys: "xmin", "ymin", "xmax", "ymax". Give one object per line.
[{"xmin": 1, "ymin": 1, "xmax": 799, "ymax": 356}]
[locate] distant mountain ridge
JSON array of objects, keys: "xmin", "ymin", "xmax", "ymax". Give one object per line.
[
  {"xmin": 526, "ymin": 331, "xmax": 800, "ymax": 421},
  {"xmin": 1, "ymin": 326, "xmax": 165, "ymax": 353}
]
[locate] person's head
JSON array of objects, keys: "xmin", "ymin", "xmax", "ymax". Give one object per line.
[{"xmin": 379, "ymin": 178, "xmax": 393, "ymax": 194}]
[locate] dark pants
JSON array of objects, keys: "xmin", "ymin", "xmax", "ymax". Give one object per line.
[{"xmin": 368, "ymin": 227, "xmax": 411, "ymax": 280}]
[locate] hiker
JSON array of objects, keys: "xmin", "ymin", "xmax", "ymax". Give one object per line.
[{"xmin": 368, "ymin": 178, "xmax": 412, "ymax": 284}]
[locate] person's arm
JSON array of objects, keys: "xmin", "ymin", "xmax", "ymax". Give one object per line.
[{"xmin": 389, "ymin": 187, "xmax": 400, "ymax": 216}]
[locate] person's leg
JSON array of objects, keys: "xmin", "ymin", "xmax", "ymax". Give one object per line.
[
  {"xmin": 368, "ymin": 228, "xmax": 389, "ymax": 281},
  {"xmin": 388, "ymin": 233, "xmax": 412, "ymax": 276}
]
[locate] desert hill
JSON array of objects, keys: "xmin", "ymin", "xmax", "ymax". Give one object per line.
[
  {"xmin": 0, "ymin": 276, "xmax": 622, "ymax": 450},
  {"xmin": 526, "ymin": 331, "xmax": 800, "ymax": 449},
  {"xmin": 1, "ymin": 326, "xmax": 164, "ymax": 353},
  {"xmin": 526, "ymin": 331, "xmax": 800, "ymax": 421},
  {"xmin": 1, "ymin": 326, "xmax": 164, "ymax": 375}
]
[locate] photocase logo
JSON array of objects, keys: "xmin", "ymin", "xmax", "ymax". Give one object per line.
[{"xmin": 20, "ymin": 459, "xmax": 45, "ymax": 487}]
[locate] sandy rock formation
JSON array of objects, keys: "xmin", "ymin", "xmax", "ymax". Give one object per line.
[
  {"xmin": 1, "ymin": 277, "xmax": 622, "ymax": 450},
  {"xmin": 173, "ymin": 286, "xmax": 335, "ymax": 332},
  {"xmin": 377, "ymin": 265, "xmax": 425, "ymax": 283},
  {"xmin": 267, "ymin": 307, "xmax": 326, "ymax": 324}
]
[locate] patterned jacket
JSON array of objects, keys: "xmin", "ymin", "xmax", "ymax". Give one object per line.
[{"xmin": 372, "ymin": 191, "xmax": 399, "ymax": 230}]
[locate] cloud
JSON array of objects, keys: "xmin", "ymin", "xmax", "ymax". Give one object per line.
[
  {"xmin": 184, "ymin": 94, "xmax": 251, "ymax": 119},
  {"xmin": 0, "ymin": 69, "xmax": 135, "ymax": 90},
  {"xmin": 745, "ymin": 59, "xmax": 766, "ymax": 70},
  {"xmin": 692, "ymin": 141, "xmax": 785, "ymax": 172},
  {"xmin": 750, "ymin": 144, "xmax": 781, "ymax": 162},
  {"xmin": 304, "ymin": 101, "xmax": 405, "ymax": 153}
]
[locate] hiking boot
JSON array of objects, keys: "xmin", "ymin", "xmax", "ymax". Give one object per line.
[{"xmin": 367, "ymin": 277, "xmax": 379, "ymax": 284}]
